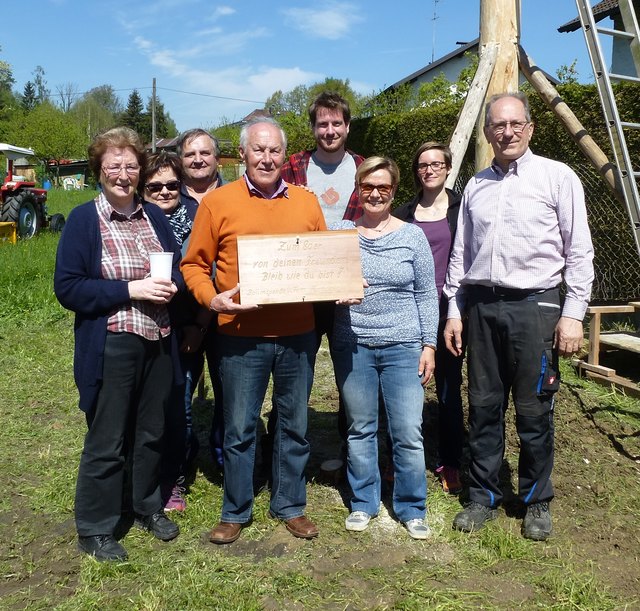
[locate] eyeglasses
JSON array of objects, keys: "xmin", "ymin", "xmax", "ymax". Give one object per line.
[
  {"xmin": 102, "ymin": 165, "xmax": 141, "ymax": 177},
  {"xmin": 417, "ymin": 161, "xmax": 447, "ymax": 173},
  {"xmin": 487, "ymin": 121, "xmax": 530, "ymax": 134},
  {"xmin": 145, "ymin": 181, "xmax": 181, "ymax": 194},
  {"xmin": 359, "ymin": 183, "xmax": 393, "ymax": 198}
]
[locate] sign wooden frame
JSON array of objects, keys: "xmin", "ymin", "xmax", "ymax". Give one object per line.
[{"xmin": 237, "ymin": 230, "xmax": 363, "ymax": 305}]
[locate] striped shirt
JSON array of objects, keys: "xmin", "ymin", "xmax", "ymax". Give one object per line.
[
  {"xmin": 444, "ymin": 149, "xmax": 594, "ymax": 320},
  {"xmin": 96, "ymin": 193, "xmax": 171, "ymax": 339}
]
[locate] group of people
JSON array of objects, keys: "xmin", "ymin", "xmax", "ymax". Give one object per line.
[{"xmin": 54, "ymin": 89, "xmax": 593, "ymax": 562}]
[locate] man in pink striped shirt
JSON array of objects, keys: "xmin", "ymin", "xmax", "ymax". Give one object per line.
[{"xmin": 443, "ymin": 92, "xmax": 594, "ymax": 541}]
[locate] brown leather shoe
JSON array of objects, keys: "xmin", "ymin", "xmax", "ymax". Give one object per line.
[
  {"xmin": 283, "ymin": 515, "xmax": 319, "ymax": 539},
  {"xmin": 209, "ymin": 522, "xmax": 243, "ymax": 544}
]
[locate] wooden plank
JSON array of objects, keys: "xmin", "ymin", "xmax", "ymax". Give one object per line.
[
  {"xmin": 580, "ymin": 370, "xmax": 640, "ymax": 399},
  {"xmin": 587, "ymin": 305, "xmax": 636, "ymax": 314},
  {"xmin": 237, "ymin": 230, "xmax": 364, "ymax": 305},
  {"xmin": 588, "ymin": 311, "xmax": 601, "ymax": 366},
  {"xmin": 598, "ymin": 332, "xmax": 640, "ymax": 353},
  {"xmin": 573, "ymin": 359, "xmax": 616, "ymax": 377}
]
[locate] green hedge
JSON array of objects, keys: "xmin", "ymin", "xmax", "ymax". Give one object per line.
[{"xmin": 348, "ymin": 82, "xmax": 640, "ymax": 193}]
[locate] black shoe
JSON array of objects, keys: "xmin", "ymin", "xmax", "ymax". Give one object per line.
[
  {"xmin": 136, "ymin": 510, "xmax": 180, "ymax": 541},
  {"xmin": 78, "ymin": 534, "xmax": 128, "ymax": 561},
  {"xmin": 522, "ymin": 502, "xmax": 552, "ymax": 541},
  {"xmin": 453, "ymin": 501, "xmax": 498, "ymax": 532}
]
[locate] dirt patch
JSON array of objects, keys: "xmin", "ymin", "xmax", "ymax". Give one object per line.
[{"xmin": 1, "ymin": 365, "xmax": 640, "ymax": 608}]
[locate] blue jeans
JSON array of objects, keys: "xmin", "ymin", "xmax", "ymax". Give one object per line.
[
  {"xmin": 332, "ymin": 340, "xmax": 427, "ymax": 522},
  {"xmin": 217, "ymin": 331, "xmax": 316, "ymax": 523}
]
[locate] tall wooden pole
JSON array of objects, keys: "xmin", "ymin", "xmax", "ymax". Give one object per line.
[{"xmin": 475, "ymin": 0, "xmax": 520, "ymax": 170}]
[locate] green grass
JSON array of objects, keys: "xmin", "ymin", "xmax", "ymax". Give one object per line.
[
  {"xmin": 45, "ymin": 188, "xmax": 99, "ymax": 218},
  {"xmin": 0, "ymin": 220, "xmax": 639, "ymax": 609}
]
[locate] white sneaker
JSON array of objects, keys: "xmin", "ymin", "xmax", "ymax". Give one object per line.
[
  {"xmin": 404, "ymin": 518, "xmax": 430, "ymax": 540},
  {"xmin": 345, "ymin": 511, "xmax": 371, "ymax": 532}
]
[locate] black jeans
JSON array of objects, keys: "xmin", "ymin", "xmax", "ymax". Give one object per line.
[
  {"xmin": 75, "ymin": 332, "xmax": 172, "ymax": 536},
  {"xmin": 465, "ymin": 287, "xmax": 561, "ymax": 507},
  {"xmin": 434, "ymin": 312, "xmax": 465, "ymax": 468}
]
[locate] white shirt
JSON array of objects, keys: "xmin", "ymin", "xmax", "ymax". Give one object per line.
[{"xmin": 444, "ymin": 149, "xmax": 594, "ymax": 321}]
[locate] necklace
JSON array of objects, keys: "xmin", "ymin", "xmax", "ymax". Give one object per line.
[{"xmin": 360, "ymin": 216, "xmax": 392, "ymax": 233}]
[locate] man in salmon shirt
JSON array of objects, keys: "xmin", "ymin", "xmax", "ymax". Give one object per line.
[{"xmin": 181, "ymin": 118, "xmax": 326, "ymax": 544}]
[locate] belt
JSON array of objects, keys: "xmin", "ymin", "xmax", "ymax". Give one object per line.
[{"xmin": 471, "ymin": 285, "xmax": 557, "ymax": 300}]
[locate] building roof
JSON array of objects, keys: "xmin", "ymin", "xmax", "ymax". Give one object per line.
[
  {"xmin": 240, "ymin": 108, "xmax": 272, "ymax": 122},
  {"xmin": 558, "ymin": 0, "xmax": 620, "ymax": 33},
  {"xmin": 387, "ymin": 39, "xmax": 480, "ymax": 90},
  {"xmin": 152, "ymin": 137, "xmax": 180, "ymax": 149},
  {"xmin": 385, "ymin": 37, "xmax": 559, "ymax": 92}
]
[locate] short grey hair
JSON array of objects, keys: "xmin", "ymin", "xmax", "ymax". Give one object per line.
[
  {"xmin": 484, "ymin": 91, "xmax": 532, "ymax": 127},
  {"xmin": 239, "ymin": 118, "xmax": 287, "ymax": 152},
  {"xmin": 176, "ymin": 128, "xmax": 220, "ymax": 158}
]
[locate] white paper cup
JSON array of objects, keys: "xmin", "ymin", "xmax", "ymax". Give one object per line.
[{"xmin": 149, "ymin": 251, "xmax": 173, "ymax": 280}]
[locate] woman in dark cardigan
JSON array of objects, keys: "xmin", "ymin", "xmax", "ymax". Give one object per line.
[
  {"xmin": 393, "ymin": 141, "xmax": 465, "ymax": 495},
  {"xmin": 54, "ymin": 127, "xmax": 184, "ymax": 561}
]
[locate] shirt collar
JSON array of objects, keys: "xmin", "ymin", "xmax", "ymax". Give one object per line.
[
  {"xmin": 490, "ymin": 147, "xmax": 533, "ymax": 177},
  {"xmin": 243, "ymin": 173, "xmax": 289, "ymax": 199},
  {"xmin": 96, "ymin": 191, "xmax": 145, "ymax": 221}
]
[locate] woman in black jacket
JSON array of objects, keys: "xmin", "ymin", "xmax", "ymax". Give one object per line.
[
  {"xmin": 54, "ymin": 127, "xmax": 184, "ymax": 561},
  {"xmin": 393, "ymin": 141, "xmax": 465, "ymax": 495}
]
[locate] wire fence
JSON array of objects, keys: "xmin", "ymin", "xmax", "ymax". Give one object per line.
[{"xmin": 453, "ymin": 161, "xmax": 640, "ymax": 304}]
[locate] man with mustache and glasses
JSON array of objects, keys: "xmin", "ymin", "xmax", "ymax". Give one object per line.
[{"xmin": 171, "ymin": 129, "xmax": 227, "ymax": 487}]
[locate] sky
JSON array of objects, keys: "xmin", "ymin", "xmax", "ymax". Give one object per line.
[{"xmin": 1, "ymin": 0, "xmax": 608, "ymax": 133}]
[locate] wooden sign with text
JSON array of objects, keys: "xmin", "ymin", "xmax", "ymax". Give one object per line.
[{"xmin": 237, "ymin": 230, "xmax": 363, "ymax": 305}]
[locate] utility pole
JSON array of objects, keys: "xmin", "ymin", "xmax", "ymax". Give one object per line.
[{"xmin": 151, "ymin": 77, "xmax": 157, "ymax": 153}]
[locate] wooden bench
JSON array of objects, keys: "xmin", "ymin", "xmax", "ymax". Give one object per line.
[{"xmin": 573, "ymin": 302, "xmax": 640, "ymax": 395}]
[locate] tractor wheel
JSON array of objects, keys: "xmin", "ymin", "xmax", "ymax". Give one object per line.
[
  {"xmin": 49, "ymin": 213, "xmax": 66, "ymax": 233},
  {"xmin": 0, "ymin": 194, "xmax": 42, "ymax": 239}
]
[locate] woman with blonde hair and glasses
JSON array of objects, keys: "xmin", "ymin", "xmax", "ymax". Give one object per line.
[
  {"xmin": 331, "ymin": 156, "xmax": 438, "ymax": 539},
  {"xmin": 54, "ymin": 127, "xmax": 183, "ymax": 561},
  {"xmin": 393, "ymin": 141, "xmax": 465, "ymax": 495}
]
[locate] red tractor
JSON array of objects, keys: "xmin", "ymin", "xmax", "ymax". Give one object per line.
[{"xmin": 0, "ymin": 143, "xmax": 64, "ymax": 239}]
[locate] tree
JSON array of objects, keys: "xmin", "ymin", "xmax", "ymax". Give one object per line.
[
  {"xmin": 22, "ymin": 82, "xmax": 37, "ymax": 112},
  {"xmin": 56, "ymin": 82, "xmax": 79, "ymax": 112},
  {"xmin": 140, "ymin": 96, "xmax": 178, "ymax": 143},
  {"xmin": 6, "ymin": 101, "xmax": 85, "ymax": 162},
  {"xmin": 556, "ymin": 60, "xmax": 580, "ymax": 85},
  {"xmin": 83, "ymin": 85, "xmax": 123, "ymax": 116},
  {"xmin": 212, "ymin": 118, "xmax": 241, "ymax": 152},
  {"xmin": 360, "ymin": 83, "xmax": 417, "ymax": 118},
  {"xmin": 266, "ymin": 78, "xmax": 363, "ymax": 119},
  {"xmin": 121, "ymin": 90, "xmax": 145, "ymax": 135},
  {"xmin": 0, "ymin": 46, "xmax": 15, "ymax": 93},
  {"xmin": 69, "ymin": 86, "xmax": 122, "ymax": 143},
  {"xmin": 0, "ymin": 47, "xmax": 16, "ymax": 112},
  {"xmin": 32, "ymin": 65, "xmax": 50, "ymax": 103}
]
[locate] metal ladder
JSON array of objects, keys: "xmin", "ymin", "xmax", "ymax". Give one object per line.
[{"xmin": 575, "ymin": 0, "xmax": 640, "ymax": 256}]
